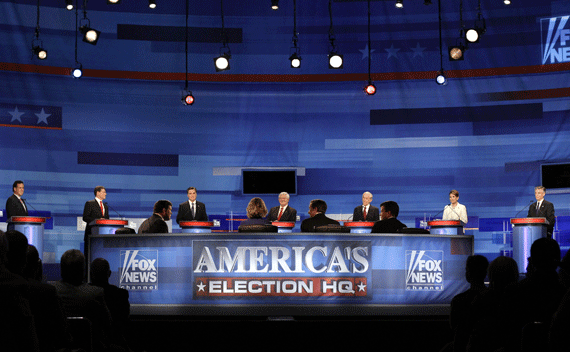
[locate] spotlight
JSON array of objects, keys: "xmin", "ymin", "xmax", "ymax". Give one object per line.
[
  {"xmin": 107, "ymin": 0, "xmax": 121, "ymax": 4},
  {"xmin": 149, "ymin": 0, "xmax": 156, "ymax": 8},
  {"xmin": 466, "ymin": 18, "xmax": 486, "ymax": 43},
  {"xmin": 271, "ymin": 0, "xmax": 279, "ymax": 10},
  {"xmin": 504, "ymin": 0, "xmax": 510, "ymax": 4},
  {"xmin": 395, "ymin": 0, "xmax": 403, "ymax": 8},
  {"xmin": 449, "ymin": 45, "xmax": 465, "ymax": 60},
  {"xmin": 435, "ymin": 71, "xmax": 447, "ymax": 85},
  {"xmin": 182, "ymin": 91, "xmax": 195, "ymax": 105},
  {"xmin": 214, "ymin": 53, "xmax": 231, "ymax": 71},
  {"xmin": 364, "ymin": 82, "xmax": 376, "ymax": 95},
  {"xmin": 32, "ymin": 46, "xmax": 47, "ymax": 60},
  {"xmin": 328, "ymin": 52, "xmax": 343, "ymax": 69},
  {"xmin": 71, "ymin": 64, "xmax": 83, "ymax": 78},
  {"xmin": 289, "ymin": 52, "xmax": 301, "ymax": 68},
  {"xmin": 80, "ymin": 26, "xmax": 101, "ymax": 45},
  {"xmin": 65, "ymin": 0, "xmax": 74, "ymax": 10}
]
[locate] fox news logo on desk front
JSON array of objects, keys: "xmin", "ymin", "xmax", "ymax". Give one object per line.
[
  {"xmin": 192, "ymin": 240, "xmax": 371, "ymax": 299},
  {"xmin": 405, "ymin": 250, "xmax": 443, "ymax": 291},
  {"xmin": 541, "ymin": 15, "xmax": 570, "ymax": 64},
  {"xmin": 120, "ymin": 250, "xmax": 158, "ymax": 291}
]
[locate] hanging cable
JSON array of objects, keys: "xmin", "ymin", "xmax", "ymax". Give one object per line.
[{"xmin": 182, "ymin": 0, "xmax": 194, "ymax": 104}]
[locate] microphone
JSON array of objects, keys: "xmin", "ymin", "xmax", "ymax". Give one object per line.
[
  {"xmin": 21, "ymin": 198, "xmax": 38, "ymax": 212},
  {"xmin": 514, "ymin": 200, "xmax": 534, "ymax": 218},
  {"xmin": 448, "ymin": 205, "xmax": 463, "ymax": 223},
  {"xmin": 430, "ymin": 205, "xmax": 448, "ymax": 220},
  {"xmin": 105, "ymin": 202, "xmax": 124, "ymax": 219}
]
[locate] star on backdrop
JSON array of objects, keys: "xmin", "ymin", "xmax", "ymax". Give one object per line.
[
  {"xmin": 9, "ymin": 107, "xmax": 24, "ymax": 122},
  {"xmin": 385, "ymin": 44, "xmax": 400, "ymax": 59},
  {"xmin": 197, "ymin": 281, "xmax": 206, "ymax": 292},
  {"xmin": 410, "ymin": 42, "xmax": 426, "ymax": 57},
  {"xmin": 35, "ymin": 108, "xmax": 51, "ymax": 124},
  {"xmin": 359, "ymin": 44, "xmax": 376, "ymax": 60}
]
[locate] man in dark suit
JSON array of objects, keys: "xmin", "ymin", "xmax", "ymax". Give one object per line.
[
  {"xmin": 371, "ymin": 201, "xmax": 407, "ymax": 233},
  {"xmin": 82, "ymin": 186, "xmax": 109, "ymax": 261},
  {"xmin": 267, "ymin": 192, "xmax": 297, "ymax": 222},
  {"xmin": 352, "ymin": 191, "xmax": 380, "ymax": 221},
  {"xmin": 301, "ymin": 199, "xmax": 340, "ymax": 232},
  {"xmin": 176, "ymin": 187, "xmax": 208, "ymax": 224},
  {"xmin": 527, "ymin": 186, "xmax": 555, "ymax": 237},
  {"xmin": 139, "ymin": 200, "xmax": 172, "ymax": 234},
  {"xmin": 5, "ymin": 180, "xmax": 28, "ymax": 219}
]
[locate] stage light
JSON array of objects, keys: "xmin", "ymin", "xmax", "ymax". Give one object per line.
[
  {"xmin": 182, "ymin": 91, "xmax": 194, "ymax": 105},
  {"xmin": 214, "ymin": 52, "xmax": 231, "ymax": 71},
  {"xmin": 449, "ymin": 45, "xmax": 465, "ymax": 61},
  {"xmin": 364, "ymin": 82, "xmax": 376, "ymax": 95},
  {"xmin": 504, "ymin": 0, "xmax": 510, "ymax": 4},
  {"xmin": 149, "ymin": 0, "xmax": 156, "ymax": 8},
  {"xmin": 436, "ymin": 71, "xmax": 447, "ymax": 85},
  {"xmin": 33, "ymin": 46, "xmax": 47, "ymax": 60},
  {"xmin": 71, "ymin": 63, "xmax": 83, "ymax": 78},
  {"xmin": 328, "ymin": 52, "xmax": 343, "ymax": 69},
  {"xmin": 107, "ymin": 0, "xmax": 121, "ymax": 4},
  {"xmin": 65, "ymin": 0, "xmax": 74, "ymax": 10},
  {"xmin": 395, "ymin": 0, "xmax": 403, "ymax": 8},
  {"xmin": 271, "ymin": 0, "xmax": 279, "ymax": 10},
  {"xmin": 289, "ymin": 52, "xmax": 301, "ymax": 68},
  {"xmin": 80, "ymin": 26, "xmax": 100, "ymax": 45}
]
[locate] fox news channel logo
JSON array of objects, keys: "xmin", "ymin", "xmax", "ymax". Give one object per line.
[
  {"xmin": 541, "ymin": 15, "xmax": 570, "ymax": 64},
  {"xmin": 405, "ymin": 250, "xmax": 443, "ymax": 291},
  {"xmin": 120, "ymin": 250, "xmax": 158, "ymax": 291}
]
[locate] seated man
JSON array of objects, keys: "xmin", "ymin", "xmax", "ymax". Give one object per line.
[
  {"xmin": 266, "ymin": 192, "xmax": 297, "ymax": 222},
  {"xmin": 52, "ymin": 249, "xmax": 113, "ymax": 352},
  {"xmin": 371, "ymin": 201, "xmax": 407, "ymax": 233},
  {"xmin": 138, "ymin": 200, "xmax": 172, "ymax": 234},
  {"xmin": 301, "ymin": 199, "xmax": 339, "ymax": 232}
]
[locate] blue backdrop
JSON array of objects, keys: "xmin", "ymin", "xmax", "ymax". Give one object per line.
[{"xmin": 1, "ymin": 0, "xmax": 569, "ymax": 265}]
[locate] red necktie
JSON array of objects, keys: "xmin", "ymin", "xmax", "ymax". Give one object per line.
[
  {"xmin": 100, "ymin": 202, "xmax": 104, "ymax": 217},
  {"xmin": 363, "ymin": 207, "xmax": 367, "ymax": 220},
  {"xmin": 278, "ymin": 207, "xmax": 284, "ymax": 221}
]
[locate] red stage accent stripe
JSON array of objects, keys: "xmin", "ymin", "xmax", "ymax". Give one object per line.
[
  {"xmin": 0, "ymin": 123, "xmax": 62, "ymax": 130},
  {"xmin": 3, "ymin": 61, "xmax": 570, "ymax": 83}
]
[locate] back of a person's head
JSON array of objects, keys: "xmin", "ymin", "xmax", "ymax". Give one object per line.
[
  {"xmin": 465, "ymin": 255, "xmax": 489, "ymax": 284},
  {"xmin": 60, "ymin": 249, "xmax": 85, "ymax": 285},
  {"xmin": 530, "ymin": 237, "xmax": 560, "ymax": 271},
  {"xmin": 115, "ymin": 227, "xmax": 136, "ymax": 234},
  {"xmin": 90, "ymin": 257, "xmax": 111, "ymax": 285},
  {"xmin": 153, "ymin": 199, "xmax": 172, "ymax": 214},
  {"xmin": 310, "ymin": 199, "xmax": 327, "ymax": 213},
  {"xmin": 23, "ymin": 245, "xmax": 42, "ymax": 281},
  {"xmin": 5, "ymin": 230, "xmax": 29, "ymax": 275},
  {"xmin": 488, "ymin": 256, "xmax": 519, "ymax": 291},
  {"xmin": 381, "ymin": 201, "xmax": 399, "ymax": 218}
]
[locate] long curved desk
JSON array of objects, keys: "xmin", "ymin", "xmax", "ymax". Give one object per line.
[{"xmin": 89, "ymin": 232, "xmax": 473, "ymax": 316}]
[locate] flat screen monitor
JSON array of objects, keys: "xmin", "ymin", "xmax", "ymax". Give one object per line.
[
  {"xmin": 541, "ymin": 163, "xmax": 570, "ymax": 189},
  {"xmin": 242, "ymin": 169, "xmax": 297, "ymax": 195}
]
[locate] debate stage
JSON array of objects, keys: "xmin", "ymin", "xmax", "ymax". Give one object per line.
[{"xmin": 89, "ymin": 231, "xmax": 473, "ymax": 317}]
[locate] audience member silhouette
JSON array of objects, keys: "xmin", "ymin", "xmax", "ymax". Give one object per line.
[
  {"xmin": 446, "ymin": 255, "xmax": 489, "ymax": 352},
  {"xmin": 0, "ymin": 230, "xmax": 40, "ymax": 352},
  {"xmin": 52, "ymin": 249, "xmax": 116, "ymax": 352},
  {"xmin": 466, "ymin": 256, "xmax": 519, "ymax": 352},
  {"xmin": 557, "ymin": 249, "xmax": 570, "ymax": 290},
  {"xmin": 115, "ymin": 227, "xmax": 136, "ymax": 234},
  {"xmin": 90, "ymin": 257, "xmax": 132, "ymax": 349},
  {"xmin": 549, "ymin": 287, "xmax": 570, "ymax": 352}
]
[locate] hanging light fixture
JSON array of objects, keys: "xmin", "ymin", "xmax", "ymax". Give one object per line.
[
  {"xmin": 71, "ymin": 4, "xmax": 82, "ymax": 78},
  {"xmin": 327, "ymin": 0, "xmax": 342, "ymax": 69},
  {"xmin": 436, "ymin": 0, "xmax": 447, "ymax": 85},
  {"xmin": 465, "ymin": 0, "xmax": 486, "ymax": 43},
  {"xmin": 79, "ymin": 0, "xmax": 100, "ymax": 45},
  {"xmin": 32, "ymin": 0, "xmax": 47, "ymax": 60},
  {"xmin": 364, "ymin": 0, "xmax": 375, "ymax": 95},
  {"xmin": 182, "ymin": 0, "xmax": 194, "ymax": 105},
  {"xmin": 65, "ymin": 0, "xmax": 74, "ymax": 11},
  {"xmin": 106, "ymin": 0, "xmax": 121, "ymax": 4},
  {"xmin": 449, "ymin": 0, "xmax": 467, "ymax": 61},
  {"xmin": 271, "ymin": 0, "xmax": 279, "ymax": 10},
  {"xmin": 149, "ymin": 0, "xmax": 156, "ymax": 9},
  {"xmin": 289, "ymin": 0, "xmax": 301, "ymax": 68},
  {"xmin": 214, "ymin": 0, "xmax": 231, "ymax": 71},
  {"xmin": 395, "ymin": 0, "xmax": 403, "ymax": 9}
]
